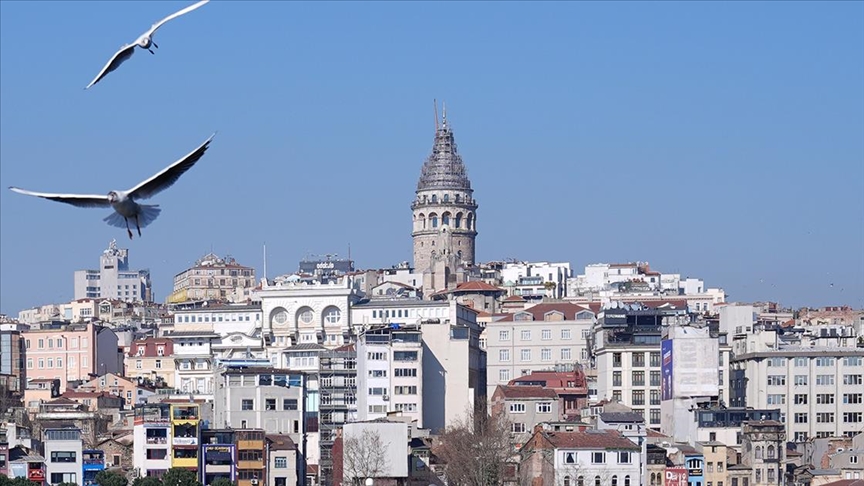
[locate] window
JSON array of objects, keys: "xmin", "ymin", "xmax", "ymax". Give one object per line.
[
  {"xmin": 843, "ymin": 356, "xmax": 863, "ymax": 366},
  {"xmin": 521, "ymin": 349, "xmax": 531, "ymax": 362},
  {"xmin": 26, "ymin": 358, "xmax": 32, "ymax": 369},
  {"xmin": 816, "ymin": 357, "xmax": 835, "ymax": 367},
  {"xmin": 38, "ymin": 339, "xmax": 44, "ymax": 349},
  {"xmin": 816, "ymin": 375, "xmax": 835, "ymax": 385},
  {"xmin": 542, "ymin": 329, "xmax": 552, "ymax": 341},
  {"xmin": 275, "ymin": 456, "xmax": 287, "ymax": 468},
  {"xmin": 510, "ymin": 403, "xmax": 526, "ymax": 413},
  {"xmin": 266, "ymin": 399, "xmax": 276, "ymax": 410},
  {"xmin": 283, "ymin": 399, "xmax": 298, "ymax": 410},
  {"xmin": 794, "ymin": 394, "xmax": 808, "ymax": 405},
  {"xmin": 650, "ymin": 390, "xmax": 660, "ymax": 405},
  {"xmin": 843, "ymin": 374, "xmax": 862, "ymax": 385},
  {"xmin": 499, "ymin": 349, "xmax": 510, "ymax": 362},
  {"xmin": 794, "ymin": 357, "xmax": 808, "ymax": 367},
  {"xmin": 592, "ymin": 452, "xmax": 605, "ymax": 464},
  {"xmin": 242, "ymin": 399, "xmax": 254, "ymax": 410},
  {"xmin": 794, "ymin": 413, "xmax": 808, "ymax": 423},
  {"xmin": 369, "ymin": 370, "xmax": 387, "ymax": 378},
  {"xmin": 843, "ymin": 394, "xmax": 862, "ymax": 404},
  {"xmin": 843, "ymin": 412, "xmax": 863, "ymax": 423},
  {"xmin": 816, "ymin": 412, "xmax": 835, "ymax": 423},
  {"xmin": 51, "ymin": 451, "xmax": 77, "ymax": 463},
  {"xmin": 817, "ymin": 394, "xmax": 835, "ymax": 404},
  {"xmin": 632, "ymin": 353, "xmax": 645, "ymax": 367},
  {"xmin": 718, "ymin": 462, "xmax": 724, "ymax": 472},
  {"xmin": 767, "ymin": 357, "xmax": 785, "ymax": 367},
  {"xmin": 521, "ymin": 330, "xmax": 531, "ymax": 341},
  {"xmin": 561, "ymin": 329, "xmax": 572, "ymax": 340},
  {"xmin": 537, "ymin": 402, "xmax": 552, "ymax": 413},
  {"xmin": 394, "ymin": 385, "xmax": 417, "ymax": 395},
  {"xmin": 499, "ymin": 330, "xmax": 510, "ymax": 341},
  {"xmin": 38, "ymin": 358, "xmax": 44, "ymax": 369},
  {"xmin": 794, "ymin": 375, "xmax": 808, "ymax": 385},
  {"xmin": 511, "ymin": 423, "xmax": 526, "ymax": 433},
  {"xmin": 618, "ymin": 451, "xmax": 631, "ymax": 463},
  {"xmin": 561, "ymin": 348, "xmax": 572, "ymax": 360},
  {"xmin": 767, "ymin": 375, "xmax": 786, "ymax": 386},
  {"xmin": 650, "ymin": 352, "xmax": 661, "ymax": 367},
  {"xmin": 632, "ymin": 390, "xmax": 645, "ymax": 406},
  {"xmin": 613, "ymin": 353, "xmax": 622, "ymax": 367},
  {"xmin": 367, "ymin": 352, "xmax": 386, "ymax": 361},
  {"xmin": 613, "ymin": 371, "xmax": 622, "ymax": 387},
  {"xmin": 541, "ymin": 348, "xmax": 551, "ymax": 362},
  {"xmin": 564, "ymin": 452, "xmax": 576, "ymax": 464},
  {"xmin": 499, "ymin": 369, "xmax": 510, "ymax": 382},
  {"xmin": 650, "ymin": 409, "xmax": 660, "ymax": 424},
  {"xmin": 155, "ymin": 359, "xmax": 162, "ymax": 369},
  {"xmin": 632, "ymin": 371, "xmax": 645, "ymax": 386},
  {"xmin": 50, "ymin": 473, "xmax": 77, "ymax": 484},
  {"xmin": 650, "ymin": 371, "xmax": 661, "ymax": 386}
]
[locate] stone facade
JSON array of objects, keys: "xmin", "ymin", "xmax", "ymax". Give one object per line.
[{"xmin": 411, "ymin": 108, "xmax": 478, "ymax": 282}]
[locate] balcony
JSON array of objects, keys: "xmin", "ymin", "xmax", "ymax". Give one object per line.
[
  {"xmin": 238, "ymin": 460, "xmax": 264, "ymax": 470},
  {"xmin": 172, "ymin": 456, "xmax": 199, "ymax": 468},
  {"xmin": 173, "ymin": 437, "xmax": 199, "ymax": 446},
  {"xmin": 146, "ymin": 436, "xmax": 168, "ymax": 444}
]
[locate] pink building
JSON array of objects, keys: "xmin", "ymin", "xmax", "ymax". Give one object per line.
[{"xmin": 22, "ymin": 322, "xmax": 122, "ymax": 391}]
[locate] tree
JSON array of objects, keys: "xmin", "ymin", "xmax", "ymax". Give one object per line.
[
  {"xmin": 132, "ymin": 477, "xmax": 163, "ymax": 486},
  {"xmin": 208, "ymin": 479, "xmax": 236, "ymax": 486},
  {"xmin": 434, "ymin": 406, "xmax": 514, "ymax": 486},
  {"xmin": 96, "ymin": 470, "xmax": 129, "ymax": 486},
  {"xmin": 57, "ymin": 483, "xmax": 79, "ymax": 486},
  {"xmin": 342, "ymin": 428, "xmax": 390, "ymax": 485},
  {"xmin": 0, "ymin": 478, "xmax": 40, "ymax": 486},
  {"xmin": 161, "ymin": 468, "xmax": 202, "ymax": 486}
]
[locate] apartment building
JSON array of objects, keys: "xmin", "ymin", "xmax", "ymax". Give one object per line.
[
  {"xmin": 126, "ymin": 337, "xmax": 176, "ymax": 388},
  {"xmin": 490, "ymin": 385, "xmax": 559, "ymax": 446},
  {"xmin": 73, "ymin": 239, "xmax": 152, "ymax": 302},
  {"xmin": 318, "ymin": 344, "xmax": 357, "ymax": 486},
  {"xmin": 485, "ymin": 302, "xmax": 595, "ymax": 398},
  {"xmin": 167, "ymin": 330, "xmax": 220, "ymax": 394},
  {"xmin": 0, "ymin": 329, "xmax": 26, "ymax": 402},
  {"xmin": 171, "ymin": 304, "xmax": 263, "ymax": 337},
  {"xmin": 357, "ymin": 324, "xmax": 424, "ymax": 426},
  {"xmin": 730, "ymin": 325, "xmax": 864, "ymax": 442},
  {"xmin": 22, "ymin": 322, "xmax": 122, "ymax": 390},
  {"xmin": 167, "ymin": 252, "xmax": 256, "ymax": 304},
  {"xmin": 133, "ymin": 403, "xmax": 172, "ymax": 478},
  {"xmin": 43, "ymin": 428, "xmax": 83, "ymax": 486},
  {"xmin": 593, "ymin": 303, "xmax": 731, "ymax": 427}
]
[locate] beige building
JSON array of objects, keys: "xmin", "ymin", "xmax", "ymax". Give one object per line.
[
  {"xmin": 167, "ymin": 252, "xmax": 256, "ymax": 304},
  {"xmin": 125, "ymin": 337, "xmax": 176, "ymax": 388},
  {"xmin": 699, "ymin": 441, "xmax": 731, "ymax": 486}
]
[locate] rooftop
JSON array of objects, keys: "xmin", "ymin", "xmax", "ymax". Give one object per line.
[
  {"xmin": 543, "ymin": 430, "xmax": 641, "ymax": 451},
  {"xmin": 496, "ymin": 385, "xmax": 558, "ymax": 400}
]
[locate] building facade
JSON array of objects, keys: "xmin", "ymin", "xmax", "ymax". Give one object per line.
[
  {"xmin": 74, "ymin": 239, "xmax": 152, "ymax": 302},
  {"xmin": 168, "ymin": 253, "xmax": 256, "ymax": 304},
  {"xmin": 22, "ymin": 323, "xmax": 122, "ymax": 390}
]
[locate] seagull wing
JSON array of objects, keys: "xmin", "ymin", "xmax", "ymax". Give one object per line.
[
  {"xmin": 85, "ymin": 44, "xmax": 137, "ymax": 90},
  {"xmin": 9, "ymin": 187, "xmax": 111, "ymax": 208},
  {"xmin": 145, "ymin": 0, "xmax": 210, "ymax": 37},
  {"xmin": 126, "ymin": 133, "xmax": 216, "ymax": 200}
]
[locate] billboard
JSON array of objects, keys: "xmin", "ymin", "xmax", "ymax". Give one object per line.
[
  {"xmin": 299, "ymin": 258, "xmax": 354, "ymax": 275},
  {"xmin": 665, "ymin": 467, "xmax": 688, "ymax": 486},
  {"xmin": 661, "ymin": 339, "xmax": 674, "ymax": 401}
]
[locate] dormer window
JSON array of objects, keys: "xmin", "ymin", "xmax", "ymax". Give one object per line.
[
  {"xmin": 157, "ymin": 347, "xmax": 165, "ymax": 356},
  {"xmin": 137, "ymin": 347, "xmax": 145, "ymax": 356}
]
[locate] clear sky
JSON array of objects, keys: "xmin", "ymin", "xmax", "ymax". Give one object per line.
[{"xmin": 1, "ymin": 1, "xmax": 862, "ymax": 315}]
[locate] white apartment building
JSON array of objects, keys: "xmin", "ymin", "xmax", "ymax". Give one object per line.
[
  {"xmin": 43, "ymin": 428, "xmax": 83, "ymax": 486},
  {"xmin": 593, "ymin": 304, "xmax": 731, "ymax": 428},
  {"xmin": 521, "ymin": 429, "xmax": 642, "ymax": 485},
  {"xmin": 731, "ymin": 326, "xmax": 864, "ymax": 442},
  {"xmin": 256, "ymin": 277, "xmax": 358, "ymax": 349},
  {"xmin": 500, "ymin": 261, "xmax": 572, "ymax": 300},
  {"xmin": 356, "ymin": 324, "xmax": 424, "ymax": 427},
  {"xmin": 352, "ymin": 299, "xmax": 485, "ymax": 432},
  {"xmin": 166, "ymin": 330, "xmax": 219, "ymax": 394},
  {"xmin": 485, "ymin": 302, "xmax": 595, "ymax": 398},
  {"xmin": 74, "ymin": 239, "xmax": 152, "ymax": 303},
  {"xmin": 171, "ymin": 304, "xmax": 262, "ymax": 337}
]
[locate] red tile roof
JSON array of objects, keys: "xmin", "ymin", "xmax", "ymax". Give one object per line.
[
  {"xmin": 545, "ymin": 430, "xmax": 640, "ymax": 450},
  {"xmin": 453, "ymin": 281, "xmax": 505, "ymax": 292},
  {"xmin": 496, "ymin": 385, "xmax": 558, "ymax": 400},
  {"xmin": 498, "ymin": 303, "xmax": 593, "ymax": 322},
  {"xmin": 503, "ymin": 295, "xmax": 526, "ymax": 302}
]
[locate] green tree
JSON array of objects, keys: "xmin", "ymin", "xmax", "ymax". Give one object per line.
[
  {"xmin": 0, "ymin": 478, "xmax": 40, "ymax": 486},
  {"xmin": 161, "ymin": 468, "xmax": 202, "ymax": 486},
  {"xmin": 57, "ymin": 483, "xmax": 79, "ymax": 486},
  {"xmin": 132, "ymin": 477, "xmax": 163, "ymax": 486},
  {"xmin": 208, "ymin": 478, "xmax": 236, "ymax": 486},
  {"xmin": 96, "ymin": 470, "xmax": 130, "ymax": 486}
]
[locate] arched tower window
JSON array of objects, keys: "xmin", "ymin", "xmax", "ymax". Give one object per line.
[
  {"xmin": 466, "ymin": 213, "xmax": 474, "ymax": 230},
  {"xmin": 431, "ymin": 194, "xmax": 438, "ymax": 203},
  {"xmin": 442, "ymin": 212, "xmax": 451, "ymax": 226},
  {"xmin": 429, "ymin": 213, "xmax": 438, "ymax": 228},
  {"xmin": 443, "ymin": 194, "xmax": 450, "ymax": 203},
  {"xmin": 418, "ymin": 213, "xmax": 426, "ymax": 230},
  {"xmin": 455, "ymin": 212, "xmax": 463, "ymax": 229}
]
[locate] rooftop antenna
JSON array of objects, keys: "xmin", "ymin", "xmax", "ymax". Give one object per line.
[
  {"xmin": 442, "ymin": 101, "xmax": 447, "ymax": 129},
  {"xmin": 434, "ymin": 99, "xmax": 439, "ymax": 131},
  {"xmin": 348, "ymin": 243, "xmax": 351, "ymax": 263},
  {"xmin": 263, "ymin": 242, "xmax": 268, "ymax": 283}
]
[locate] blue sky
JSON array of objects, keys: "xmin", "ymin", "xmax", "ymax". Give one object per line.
[{"xmin": 1, "ymin": 1, "xmax": 862, "ymax": 314}]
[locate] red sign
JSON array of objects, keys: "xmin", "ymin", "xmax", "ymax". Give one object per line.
[
  {"xmin": 665, "ymin": 467, "xmax": 688, "ymax": 486},
  {"xmin": 28, "ymin": 468, "xmax": 45, "ymax": 481}
]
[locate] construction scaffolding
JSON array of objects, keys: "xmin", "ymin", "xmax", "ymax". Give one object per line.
[
  {"xmin": 317, "ymin": 345, "xmax": 358, "ymax": 486},
  {"xmin": 416, "ymin": 122, "xmax": 472, "ymax": 192}
]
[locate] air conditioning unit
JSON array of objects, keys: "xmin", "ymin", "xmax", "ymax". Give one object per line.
[{"xmin": 383, "ymin": 395, "xmax": 390, "ymax": 401}]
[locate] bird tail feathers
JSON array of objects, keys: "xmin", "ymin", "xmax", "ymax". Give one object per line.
[
  {"xmin": 137, "ymin": 204, "xmax": 162, "ymax": 229},
  {"xmin": 102, "ymin": 205, "xmax": 162, "ymax": 229}
]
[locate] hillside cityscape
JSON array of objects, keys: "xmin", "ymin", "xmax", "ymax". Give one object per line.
[{"xmin": 0, "ymin": 112, "xmax": 862, "ymax": 486}]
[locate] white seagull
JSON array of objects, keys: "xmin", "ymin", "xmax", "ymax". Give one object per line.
[
  {"xmin": 9, "ymin": 133, "xmax": 216, "ymax": 239},
  {"xmin": 85, "ymin": 0, "xmax": 210, "ymax": 90}
]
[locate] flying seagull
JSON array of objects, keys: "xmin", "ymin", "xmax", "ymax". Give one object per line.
[
  {"xmin": 9, "ymin": 133, "xmax": 216, "ymax": 239},
  {"xmin": 85, "ymin": 0, "xmax": 210, "ymax": 90}
]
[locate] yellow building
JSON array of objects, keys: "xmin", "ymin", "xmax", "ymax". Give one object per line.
[{"xmin": 170, "ymin": 403, "xmax": 200, "ymax": 471}]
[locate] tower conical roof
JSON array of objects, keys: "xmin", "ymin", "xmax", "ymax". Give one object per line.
[{"xmin": 416, "ymin": 115, "xmax": 472, "ymax": 192}]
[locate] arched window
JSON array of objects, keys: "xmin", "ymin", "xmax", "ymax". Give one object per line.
[
  {"xmin": 443, "ymin": 194, "xmax": 450, "ymax": 203},
  {"xmin": 323, "ymin": 306, "xmax": 341, "ymax": 325},
  {"xmin": 650, "ymin": 473, "xmax": 656, "ymax": 486},
  {"xmin": 442, "ymin": 212, "xmax": 451, "ymax": 226},
  {"xmin": 594, "ymin": 476, "xmax": 601, "ymax": 486},
  {"xmin": 431, "ymin": 194, "xmax": 438, "ymax": 203},
  {"xmin": 624, "ymin": 475, "xmax": 630, "ymax": 486},
  {"xmin": 564, "ymin": 476, "xmax": 571, "ymax": 486},
  {"xmin": 755, "ymin": 446, "xmax": 763, "ymax": 459},
  {"xmin": 576, "ymin": 477, "xmax": 584, "ymax": 486},
  {"xmin": 611, "ymin": 475, "xmax": 618, "ymax": 486},
  {"xmin": 767, "ymin": 445, "xmax": 775, "ymax": 459},
  {"xmin": 418, "ymin": 213, "xmax": 426, "ymax": 229},
  {"xmin": 455, "ymin": 212, "xmax": 463, "ymax": 228},
  {"xmin": 455, "ymin": 194, "xmax": 461, "ymax": 202},
  {"xmin": 430, "ymin": 213, "xmax": 438, "ymax": 228}
]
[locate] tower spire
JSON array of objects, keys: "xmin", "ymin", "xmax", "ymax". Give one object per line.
[
  {"xmin": 434, "ymin": 99, "xmax": 439, "ymax": 131},
  {"xmin": 442, "ymin": 101, "xmax": 447, "ymax": 129}
]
